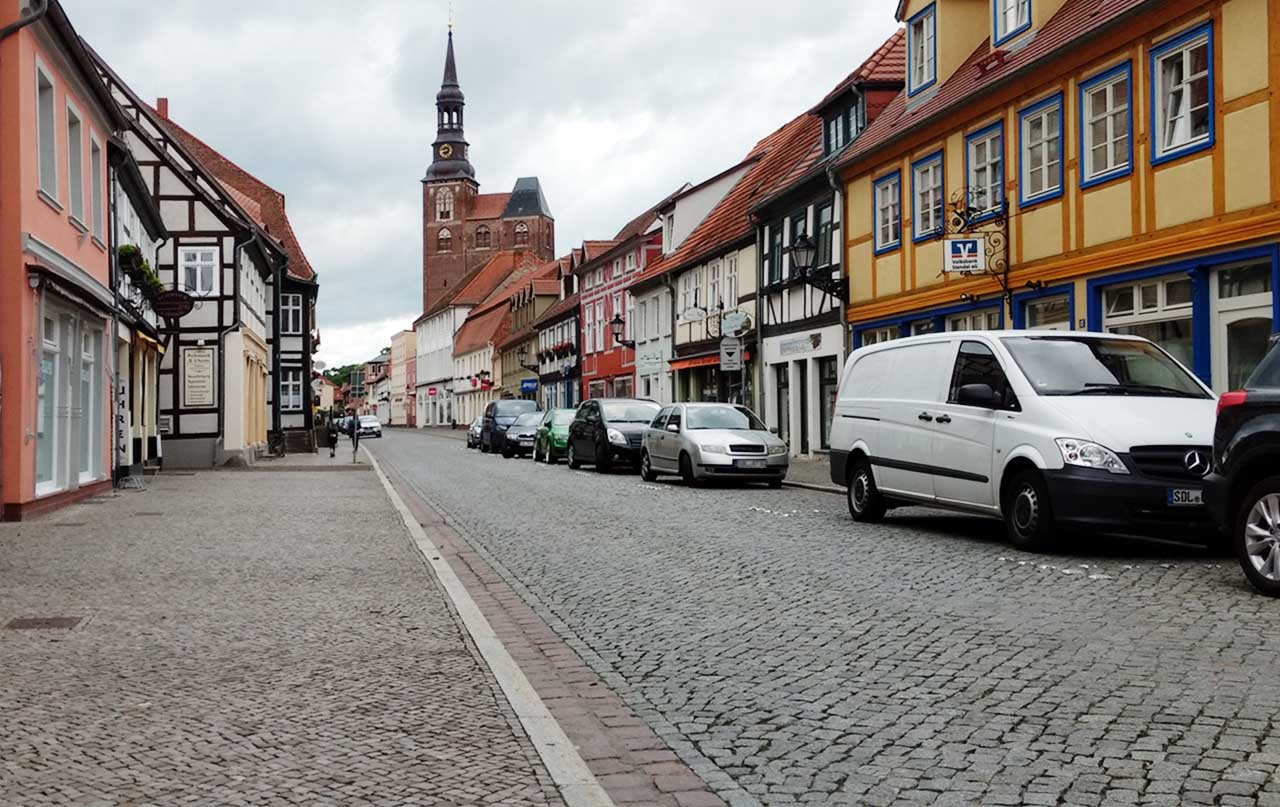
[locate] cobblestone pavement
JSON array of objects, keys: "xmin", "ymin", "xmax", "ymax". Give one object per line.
[
  {"xmin": 371, "ymin": 430, "xmax": 1280, "ymax": 807},
  {"xmin": 0, "ymin": 467, "xmax": 562, "ymax": 806}
]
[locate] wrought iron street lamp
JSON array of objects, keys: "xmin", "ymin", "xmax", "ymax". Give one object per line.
[
  {"xmin": 609, "ymin": 313, "xmax": 635, "ymax": 349},
  {"xmin": 787, "ymin": 234, "xmax": 846, "ymax": 297},
  {"xmin": 517, "ymin": 346, "xmax": 540, "ymax": 372}
]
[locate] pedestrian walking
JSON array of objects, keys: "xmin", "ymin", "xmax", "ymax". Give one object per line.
[
  {"xmin": 347, "ymin": 409, "xmax": 360, "ymax": 462},
  {"xmin": 326, "ymin": 416, "xmax": 339, "ymax": 458}
]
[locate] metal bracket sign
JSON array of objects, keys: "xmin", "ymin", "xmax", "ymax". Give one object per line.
[
  {"xmin": 944, "ymin": 237, "xmax": 987, "ymax": 274},
  {"xmin": 720, "ymin": 336, "xmax": 743, "ymax": 372}
]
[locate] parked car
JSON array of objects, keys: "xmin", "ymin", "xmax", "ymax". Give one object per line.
[
  {"xmin": 534, "ymin": 409, "xmax": 577, "ymax": 464},
  {"xmin": 358, "ymin": 415, "xmax": 383, "ymax": 438},
  {"xmin": 1206, "ymin": 333, "xmax": 1280, "ymax": 597},
  {"xmin": 829, "ymin": 331, "xmax": 1217, "ymax": 551},
  {"xmin": 466, "ymin": 417, "xmax": 483, "ymax": 449},
  {"xmin": 480, "ymin": 399, "xmax": 539, "ymax": 454},
  {"xmin": 566, "ymin": 398, "xmax": 661, "ymax": 472},
  {"xmin": 641, "ymin": 403, "xmax": 788, "ymax": 487},
  {"xmin": 503, "ymin": 412, "xmax": 543, "ymax": 458}
]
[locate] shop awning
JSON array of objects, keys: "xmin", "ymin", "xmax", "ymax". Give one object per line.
[{"xmin": 669, "ymin": 351, "xmax": 751, "ymax": 372}]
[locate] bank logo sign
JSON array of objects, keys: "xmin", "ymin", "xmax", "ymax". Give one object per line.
[{"xmin": 944, "ymin": 237, "xmax": 986, "ymax": 274}]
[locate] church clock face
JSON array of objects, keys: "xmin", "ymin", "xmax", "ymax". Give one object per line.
[{"xmin": 438, "ymin": 144, "xmax": 454, "ymax": 159}]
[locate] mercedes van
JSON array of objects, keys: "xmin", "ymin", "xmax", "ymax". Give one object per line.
[{"xmin": 828, "ymin": 331, "xmax": 1218, "ymax": 550}]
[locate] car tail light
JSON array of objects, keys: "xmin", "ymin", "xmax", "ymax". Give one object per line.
[{"xmin": 1217, "ymin": 390, "xmax": 1248, "ymax": 417}]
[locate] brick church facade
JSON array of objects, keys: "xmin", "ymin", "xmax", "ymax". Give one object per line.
[{"xmin": 421, "ymin": 31, "xmax": 555, "ymax": 312}]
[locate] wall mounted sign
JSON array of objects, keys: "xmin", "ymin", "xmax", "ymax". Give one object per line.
[
  {"xmin": 182, "ymin": 347, "xmax": 215, "ymax": 408},
  {"xmin": 720, "ymin": 336, "xmax": 743, "ymax": 372},
  {"xmin": 152, "ymin": 289, "xmax": 196, "ymax": 319},
  {"xmin": 944, "ymin": 237, "xmax": 986, "ymax": 274},
  {"xmin": 520, "ymin": 378, "xmax": 539, "ymax": 393},
  {"xmin": 428, "ymin": 387, "xmax": 438, "ymax": 397},
  {"xmin": 721, "ymin": 311, "xmax": 750, "ymax": 335},
  {"xmin": 779, "ymin": 333, "xmax": 823, "ymax": 356}
]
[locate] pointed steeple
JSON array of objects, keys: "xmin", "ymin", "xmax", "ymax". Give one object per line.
[{"xmin": 425, "ymin": 29, "xmax": 475, "ymax": 183}]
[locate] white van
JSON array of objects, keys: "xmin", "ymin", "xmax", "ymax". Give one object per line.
[{"xmin": 828, "ymin": 331, "xmax": 1218, "ymax": 550}]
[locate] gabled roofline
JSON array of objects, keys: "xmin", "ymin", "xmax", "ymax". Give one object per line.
[
  {"xmin": 45, "ymin": 3, "xmax": 127, "ymax": 129},
  {"xmin": 107, "ymin": 136, "xmax": 167, "ymax": 241},
  {"xmin": 663, "ymin": 156, "xmax": 762, "ymax": 210}
]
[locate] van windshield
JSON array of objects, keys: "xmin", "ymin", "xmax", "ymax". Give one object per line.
[{"xmin": 1002, "ymin": 336, "xmax": 1210, "ymax": 398}]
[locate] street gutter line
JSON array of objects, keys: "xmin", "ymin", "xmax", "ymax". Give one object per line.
[
  {"xmin": 363, "ymin": 446, "xmax": 615, "ymax": 807},
  {"xmin": 783, "ymin": 480, "xmax": 844, "ymax": 495}
]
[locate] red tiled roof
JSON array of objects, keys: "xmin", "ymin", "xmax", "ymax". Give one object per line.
[
  {"xmin": 452, "ymin": 305, "xmax": 510, "ymax": 357},
  {"xmin": 532, "ymin": 278, "xmax": 560, "ymax": 296},
  {"xmin": 632, "ymin": 112, "xmax": 821, "ymax": 288},
  {"xmin": 155, "ymin": 109, "xmax": 316, "ymax": 282},
  {"xmin": 470, "ymin": 193, "xmax": 512, "ymax": 220},
  {"xmin": 216, "ymin": 179, "xmax": 264, "ymax": 226},
  {"xmin": 532, "ymin": 292, "xmax": 580, "ymax": 330},
  {"xmin": 812, "ymin": 29, "xmax": 906, "ymax": 112},
  {"xmin": 840, "ymin": 0, "xmax": 1152, "ymax": 171},
  {"xmin": 582, "ymin": 241, "xmax": 619, "ymax": 262},
  {"xmin": 416, "ymin": 249, "xmax": 530, "ymax": 325}
]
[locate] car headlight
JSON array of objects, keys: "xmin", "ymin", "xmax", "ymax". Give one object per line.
[
  {"xmin": 1055, "ymin": 438, "xmax": 1130, "ymax": 475},
  {"xmin": 767, "ymin": 444, "xmax": 787, "ymax": 456},
  {"xmin": 698, "ymin": 443, "xmax": 729, "ymax": 455},
  {"xmin": 607, "ymin": 428, "xmax": 628, "ymax": 446}
]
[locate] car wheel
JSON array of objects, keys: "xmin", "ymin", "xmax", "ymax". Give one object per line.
[
  {"xmin": 1234, "ymin": 476, "xmax": 1280, "ymax": 598},
  {"xmin": 595, "ymin": 442, "xmax": 612, "ymax": 473},
  {"xmin": 847, "ymin": 457, "xmax": 886, "ymax": 523},
  {"xmin": 640, "ymin": 451, "xmax": 658, "ymax": 482},
  {"xmin": 768, "ymin": 478, "xmax": 783, "ymax": 489},
  {"xmin": 1003, "ymin": 470, "xmax": 1057, "ymax": 552},
  {"xmin": 502, "ymin": 447, "xmax": 513, "ymax": 458},
  {"xmin": 679, "ymin": 452, "xmax": 696, "ymax": 486},
  {"xmin": 567, "ymin": 442, "xmax": 581, "ymax": 470}
]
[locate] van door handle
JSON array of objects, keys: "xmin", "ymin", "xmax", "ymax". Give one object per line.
[
  {"xmin": 935, "ymin": 415, "xmax": 952, "ymax": 425},
  {"xmin": 917, "ymin": 412, "xmax": 934, "ymax": 422}
]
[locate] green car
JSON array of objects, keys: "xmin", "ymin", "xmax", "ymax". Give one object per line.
[{"xmin": 533, "ymin": 408, "xmax": 577, "ymax": 464}]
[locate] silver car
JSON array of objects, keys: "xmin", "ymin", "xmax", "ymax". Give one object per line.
[{"xmin": 640, "ymin": 403, "xmax": 788, "ymax": 487}]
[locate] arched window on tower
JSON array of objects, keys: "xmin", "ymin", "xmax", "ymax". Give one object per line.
[
  {"xmin": 514, "ymin": 222, "xmax": 529, "ymax": 246},
  {"xmin": 436, "ymin": 188, "xmax": 454, "ymax": 221},
  {"xmin": 438, "ymin": 228, "xmax": 453, "ymax": 252},
  {"xmin": 475, "ymin": 225, "xmax": 492, "ymax": 249}
]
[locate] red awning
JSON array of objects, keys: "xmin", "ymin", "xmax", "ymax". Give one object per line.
[{"xmin": 668, "ymin": 351, "xmax": 751, "ymax": 372}]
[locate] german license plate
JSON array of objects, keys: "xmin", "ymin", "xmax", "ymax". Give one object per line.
[
  {"xmin": 520, "ymin": 438, "xmax": 534, "ymax": 446},
  {"xmin": 735, "ymin": 459, "xmax": 767, "ymax": 470},
  {"xmin": 1168, "ymin": 488, "xmax": 1203, "ymax": 506}
]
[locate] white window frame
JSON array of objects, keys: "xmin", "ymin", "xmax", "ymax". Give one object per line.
[
  {"xmin": 89, "ymin": 135, "xmax": 104, "ymax": 241},
  {"xmin": 65, "ymin": 100, "xmax": 85, "ymax": 226},
  {"xmin": 180, "ymin": 246, "xmax": 219, "ymax": 297},
  {"xmin": 281, "ymin": 369, "xmax": 304, "ymax": 411},
  {"xmin": 861, "ymin": 327, "xmax": 897, "ymax": 346},
  {"xmin": 625, "ymin": 252, "xmax": 637, "ymax": 272},
  {"xmin": 680, "ymin": 273, "xmax": 691, "ymax": 314},
  {"xmin": 966, "ymin": 124, "xmax": 1004, "ymax": 217},
  {"xmin": 1151, "ymin": 24, "xmax": 1213, "ymax": 164},
  {"xmin": 708, "ymin": 262, "xmax": 722, "ymax": 309},
  {"xmin": 907, "ymin": 4, "xmax": 936, "ymax": 96},
  {"xmin": 994, "ymin": 0, "xmax": 1030, "ymax": 45},
  {"xmin": 873, "ymin": 173, "xmax": 901, "ymax": 252},
  {"xmin": 912, "ymin": 154, "xmax": 943, "ymax": 240},
  {"xmin": 1080, "ymin": 66, "xmax": 1132, "ymax": 185},
  {"xmin": 725, "ymin": 255, "xmax": 739, "ymax": 307},
  {"xmin": 1019, "ymin": 95, "xmax": 1063, "ymax": 204},
  {"xmin": 78, "ymin": 329, "xmax": 101, "ymax": 484},
  {"xmin": 625, "ymin": 293, "xmax": 635, "ymax": 343},
  {"xmin": 946, "ymin": 309, "xmax": 1002, "ymax": 332},
  {"xmin": 281, "ymin": 293, "xmax": 303, "ymax": 335},
  {"xmin": 594, "ymin": 301, "xmax": 605, "ymax": 352},
  {"xmin": 36, "ymin": 60, "xmax": 58, "ymax": 203},
  {"xmin": 613, "ymin": 258, "xmax": 623, "ymax": 278}
]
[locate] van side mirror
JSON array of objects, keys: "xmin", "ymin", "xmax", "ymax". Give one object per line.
[
  {"xmin": 957, "ymin": 383, "xmax": 997, "ymax": 408},
  {"xmin": 666, "ymin": 423, "xmax": 680, "ymax": 433},
  {"xmin": 769, "ymin": 426, "xmax": 779, "ymax": 435}
]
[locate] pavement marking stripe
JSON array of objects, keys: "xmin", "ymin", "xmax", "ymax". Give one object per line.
[{"xmin": 363, "ymin": 447, "xmax": 615, "ymax": 807}]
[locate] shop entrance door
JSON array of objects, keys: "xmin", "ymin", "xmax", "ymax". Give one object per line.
[
  {"xmin": 1211, "ymin": 261, "xmax": 1274, "ymax": 392},
  {"xmin": 797, "ymin": 361, "xmax": 810, "ymax": 454},
  {"xmin": 775, "ymin": 364, "xmax": 790, "ymax": 446}
]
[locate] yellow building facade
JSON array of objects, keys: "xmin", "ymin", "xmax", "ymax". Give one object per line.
[{"xmin": 841, "ymin": 0, "xmax": 1280, "ymax": 392}]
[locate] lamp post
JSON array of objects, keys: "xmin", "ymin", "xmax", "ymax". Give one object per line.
[
  {"xmin": 787, "ymin": 233, "xmax": 846, "ymax": 297},
  {"xmin": 609, "ymin": 313, "xmax": 635, "ymax": 349},
  {"xmin": 517, "ymin": 346, "xmax": 540, "ymax": 372}
]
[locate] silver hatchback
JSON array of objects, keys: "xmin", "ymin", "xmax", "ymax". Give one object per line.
[{"xmin": 640, "ymin": 403, "xmax": 788, "ymax": 487}]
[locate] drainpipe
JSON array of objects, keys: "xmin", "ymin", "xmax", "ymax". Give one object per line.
[
  {"xmin": 0, "ymin": 0, "xmax": 49, "ymax": 42},
  {"xmin": 752, "ymin": 213, "xmax": 765, "ymax": 415},
  {"xmin": 826, "ymin": 164, "xmax": 851, "ymax": 354},
  {"xmin": 107, "ymin": 164, "xmax": 121, "ymax": 486}
]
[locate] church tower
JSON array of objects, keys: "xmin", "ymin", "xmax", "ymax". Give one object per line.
[{"xmin": 422, "ymin": 30, "xmax": 479, "ymax": 312}]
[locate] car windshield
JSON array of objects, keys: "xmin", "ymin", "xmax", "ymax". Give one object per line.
[
  {"xmin": 601, "ymin": 401, "xmax": 661, "ymax": 423},
  {"xmin": 514, "ymin": 413, "xmax": 542, "ymax": 427},
  {"xmin": 1247, "ymin": 337, "xmax": 1280, "ymax": 389},
  {"xmin": 359, "ymin": 416, "xmax": 379, "ymax": 424},
  {"xmin": 685, "ymin": 405, "xmax": 768, "ymax": 431},
  {"xmin": 496, "ymin": 401, "xmax": 538, "ymax": 416},
  {"xmin": 1003, "ymin": 336, "xmax": 1209, "ymax": 398},
  {"xmin": 551, "ymin": 411, "xmax": 576, "ymax": 426}
]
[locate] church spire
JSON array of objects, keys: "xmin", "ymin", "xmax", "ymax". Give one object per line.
[{"xmin": 425, "ymin": 29, "xmax": 475, "ymax": 183}]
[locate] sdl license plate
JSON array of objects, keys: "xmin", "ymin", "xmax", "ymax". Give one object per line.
[
  {"xmin": 736, "ymin": 459, "xmax": 767, "ymax": 470},
  {"xmin": 1168, "ymin": 488, "xmax": 1203, "ymax": 506}
]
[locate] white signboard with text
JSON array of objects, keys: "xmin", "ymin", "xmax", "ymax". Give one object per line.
[{"xmin": 944, "ymin": 237, "xmax": 987, "ymax": 274}]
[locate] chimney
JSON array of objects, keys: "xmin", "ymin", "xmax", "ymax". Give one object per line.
[{"xmin": 156, "ymin": 97, "xmax": 169, "ymax": 118}]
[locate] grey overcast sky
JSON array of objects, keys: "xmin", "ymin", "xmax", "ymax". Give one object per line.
[{"xmin": 64, "ymin": 1, "xmax": 899, "ymax": 368}]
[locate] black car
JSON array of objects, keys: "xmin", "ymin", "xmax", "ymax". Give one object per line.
[
  {"xmin": 480, "ymin": 399, "xmax": 539, "ymax": 454},
  {"xmin": 1206, "ymin": 333, "xmax": 1280, "ymax": 597},
  {"xmin": 502, "ymin": 412, "xmax": 543, "ymax": 459},
  {"xmin": 566, "ymin": 398, "xmax": 661, "ymax": 472}
]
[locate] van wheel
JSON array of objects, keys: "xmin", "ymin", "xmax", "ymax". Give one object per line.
[
  {"xmin": 1234, "ymin": 476, "xmax": 1280, "ymax": 598},
  {"xmin": 847, "ymin": 457, "xmax": 886, "ymax": 522},
  {"xmin": 640, "ymin": 451, "xmax": 658, "ymax": 482},
  {"xmin": 679, "ymin": 452, "xmax": 697, "ymax": 486},
  {"xmin": 567, "ymin": 443, "xmax": 581, "ymax": 470},
  {"xmin": 1004, "ymin": 470, "xmax": 1057, "ymax": 552}
]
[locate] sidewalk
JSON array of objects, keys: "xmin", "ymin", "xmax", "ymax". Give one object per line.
[
  {"xmin": 784, "ymin": 455, "xmax": 842, "ymax": 494},
  {"xmin": 0, "ymin": 467, "xmax": 563, "ymax": 806}
]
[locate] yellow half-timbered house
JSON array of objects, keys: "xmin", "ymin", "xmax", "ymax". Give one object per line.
[{"xmin": 839, "ymin": 0, "xmax": 1279, "ymax": 392}]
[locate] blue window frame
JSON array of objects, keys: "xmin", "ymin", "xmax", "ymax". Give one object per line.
[
  {"xmin": 1078, "ymin": 62, "xmax": 1133, "ymax": 189},
  {"xmin": 907, "ymin": 3, "xmax": 937, "ymax": 97},
  {"xmin": 872, "ymin": 171, "xmax": 902, "ymax": 255},
  {"xmin": 1149, "ymin": 21, "xmax": 1215, "ymax": 166},
  {"xmin": 1011, "ymin": 283, "xmax": 1076, "ymax": 330},
  {"xmin": 964, "ymin": 121, "xmax": 1004, "ymax": 223},
  {"xmin": 853, "ymin": 299, "xmax": 1007, "ymax": 348},
  {"xmin": 993, "ymin": 0, "xmax": 1031, "ymax": 47},
  {"xmin": 911, "ymin": 151, "xmax": 945, "ymax": 243},
  {"xmin": 1017, "ymin": 93, "xmax": 1064, "ymax": 208}
]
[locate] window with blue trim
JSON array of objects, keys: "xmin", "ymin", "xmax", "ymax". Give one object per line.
[
  {"xmin": 966, "ymin": 125, "xmax": 1003, "ymax": 216},
  {"xmin": 908, "ymin": 5, "xmax": 936, "ymax": 96},
  {"xmin": 1080, "ymin": 65, "xmax": 1131, "ymax": 185},
  {"xmin": 1019, "ymin": 95, "xmax": 1062, "ymax": 204},
  {"xmin": 1152, "ymin": 23, "xmax": 1213, "ymax": 163},
  {"xmin": 995, "ymin": 0, "xmax": 1030, "ymax": 45},
  {"xmin": 912, "ymin": 153, "xmax": 943, "ymax": 240},
  {"xmin": 874, "ymin": 173, "xmax": 901, "ymax": 252}
]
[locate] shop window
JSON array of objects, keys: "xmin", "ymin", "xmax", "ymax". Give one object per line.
[
  {"xmin": 1019, "ymin": 95, "xmax": 1062, "ymax": 205},
  {"xmin": 907, "ymin": 4, "xmax": 936, "ymax": 96},
  {"xmin": 873, "ymin": 172, "xmax": 901, "ymax": 253},
  {"xmin": 912, "ymin": 153, "xmax": 943, "ymax": 240},
  {"xmin": 1025, "ymin": 294, "xmax": 1071, "ymax": 330},
  {"xmin": 966, "ymin": 124, "xmax": 1003, "ymax": 217},
  {"xmin": 1103, "ymin": 276, "xmax": 1194, "ymax": 368},
  {"xmin": 862, "ymin": 326, "xmax": 897, "ymax": 346},
  {"xmin": 1219, "ymin": 263, "xmax": 1272, "ymax": 299},
  {"xmin": 819, "ymin": 356, "xmax": 839, "ymax": 451},
  {"xmin": 775, "ymin": 365, "xmax": 790, "ymax": 445},
  {"xmin": 1152, "ymin": 23, "xmax": 1213, "ymax": 164},
  {"xmin": 947, "ymin": 310, "xmax": 1001, "ymax": 331},
  {"xmin": 1080, "ymin": 64, "xmax": 1131, "ymax": 186},
  {"xmin": 36, "ymin": 317, "xmax": 61, "ymax": 494},
  {"xmin": 912, "ymin": 319, "xmax": 937, "ymax": 336},
  {"xmin": 79, "ymin": 330, "xmax": 100, "ymax": 482}
]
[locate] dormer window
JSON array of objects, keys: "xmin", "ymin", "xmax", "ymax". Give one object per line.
[
  {"xmin": 908, "ymin": 4, "xmax": 937, "ymax": 96},
  {"xmin": 994, "ymin": 0, "xmax": 1031, "ymax": 46}
]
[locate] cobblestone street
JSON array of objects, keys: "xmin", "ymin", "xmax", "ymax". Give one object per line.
[
  {"xmin": 371, "ymin": 430, "xmax": 1280, "ymax": 807},
  {"xmin": 0, "ymin": 464, "xmax": 561, "ymax": 806}
]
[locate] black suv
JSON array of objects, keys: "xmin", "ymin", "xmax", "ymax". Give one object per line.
[
  {"xmin": 1206, "ymin": 334, "xmax": 1280, "ymax": 597},
  {"xmin": 566, "ymin": 398, "xmax": 660, "ymax": 472},
  {"xmin": 480, "ymin": 399, "xmax": 539, "ymax": 454}
]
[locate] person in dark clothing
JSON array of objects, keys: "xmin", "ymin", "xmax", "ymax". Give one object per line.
[
  {"xmin": 346, "ymin": 409, "xmax": 360, "ymax": 461},
  {"xmin": 326, "ymin": 416, "xmax": 340, "ymax": 458}
]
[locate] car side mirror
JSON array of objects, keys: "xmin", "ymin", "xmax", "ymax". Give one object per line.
[
  {"xmin": 666, "ymin": 423, "xmax": 680, "ymax": 433},
  {"xmin": 957, "ymin": 383, "xmax": 997, "ymax": 408},
  {"xmin": 769, "ymin": 426, "xmax": 779, "ymax": 435}
]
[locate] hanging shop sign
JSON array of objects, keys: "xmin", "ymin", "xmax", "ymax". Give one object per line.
[
  {"xmin": 944, "ymin": 237, "xmax": 986, "ymax": 274},
  {"xmin": 151, "ymin": 289, "xmax": 196, "ymax": 319}
]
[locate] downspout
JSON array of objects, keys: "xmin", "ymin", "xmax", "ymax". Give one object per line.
[
  {"xmin": 0, "ymin": 0, "xmax": 49, "ymax": 42},
  {"xmin": 107, "ymin": 163, "xmax": 120, "ymax": 486},
  {"xmin": 825, "ymin": 163, "xmax": 849, "ymax": 353},
  {"xmin": 752, "ymin": 214, "xmax": 765, "ymax": 415},
  {"xmin": 269, "ymin": 244, "xmax": 286, "ymax": 440},
  {"xmin": 216, "ymin": 229, "xmax": 253, "ymax": 454}
]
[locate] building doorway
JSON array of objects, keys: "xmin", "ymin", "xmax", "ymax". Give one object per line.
[
  {"xmin": 775, "ymin": 364, "xmax": 790, "ymax": 446},
  {"xmin": 797, "ymin": 361, "xmax": 810, "ymax": 454},
  {"xmin": 1211, "ymin": 260, "xmax": 1274, "ymax": 391}
]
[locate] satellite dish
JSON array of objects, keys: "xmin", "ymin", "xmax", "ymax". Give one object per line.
[{"xmin": 314, "ymin": 360, "xmax": 327, "ymax": 372}]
